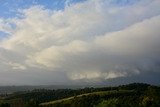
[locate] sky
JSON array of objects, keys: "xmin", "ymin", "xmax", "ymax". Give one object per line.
[{"xmin": 0, "ymin": 0, "xmax": 160, "ymax": 86}]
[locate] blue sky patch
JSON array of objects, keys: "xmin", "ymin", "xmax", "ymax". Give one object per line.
[{"xmin": 0, "ymin": 0, "xmax": 86, "ymax": 18}]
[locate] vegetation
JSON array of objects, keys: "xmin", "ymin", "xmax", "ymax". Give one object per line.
[{"xmin": 0, "ymin": 83, "xmax": 160, "ymax": 107}]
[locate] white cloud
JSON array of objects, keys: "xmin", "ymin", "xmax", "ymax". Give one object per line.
[
  {"xmin": 95, "ymin": 15, "xmax": 160, "ymax": 55},
  {"xmin": 5, "ymin": 61, "xmax": 26, "ymax": 70},
  {"xmin": 0, "ymin": 0, "xmax": 160, "ymax": 85},
  {"xmin": 70, "ymin": 70, "xmax": 101, "ymax": 80}
]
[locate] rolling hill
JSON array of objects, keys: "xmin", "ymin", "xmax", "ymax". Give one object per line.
[{"xmin": 0, "ymin": 83, "xmax": 160, "ymax": 107}]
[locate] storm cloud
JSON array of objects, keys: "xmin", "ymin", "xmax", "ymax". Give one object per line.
[{"xmin": 0, "ymin": 0, "xmax": 160, "ymax": 85}]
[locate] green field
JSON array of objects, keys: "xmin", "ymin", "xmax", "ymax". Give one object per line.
[{"xmin": 40, "ymin": 90, "xmax": 132, "ymax": 106}]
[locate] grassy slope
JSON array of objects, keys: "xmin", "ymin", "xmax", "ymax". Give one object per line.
[{"xmin": 40, "ymin": 90, "xmax": 132, "ymax": 106}]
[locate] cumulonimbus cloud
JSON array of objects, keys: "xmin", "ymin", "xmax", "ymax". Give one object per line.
[{"xmin": 0, "ymin": 0, "xmax": 160, "ymax": 85}]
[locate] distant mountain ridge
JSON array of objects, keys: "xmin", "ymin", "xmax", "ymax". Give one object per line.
[{"xmin": 0, "ymin": 85, "xmax": 86, "ymax": 94}]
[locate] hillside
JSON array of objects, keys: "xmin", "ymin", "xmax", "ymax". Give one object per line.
[
  {"xmin": 40, "ymin": 90, "xmax": 133, "ymax": 106},
  {"xmin": 0, "ymin": 83, "xmax": 160, "ymax": 107}
]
